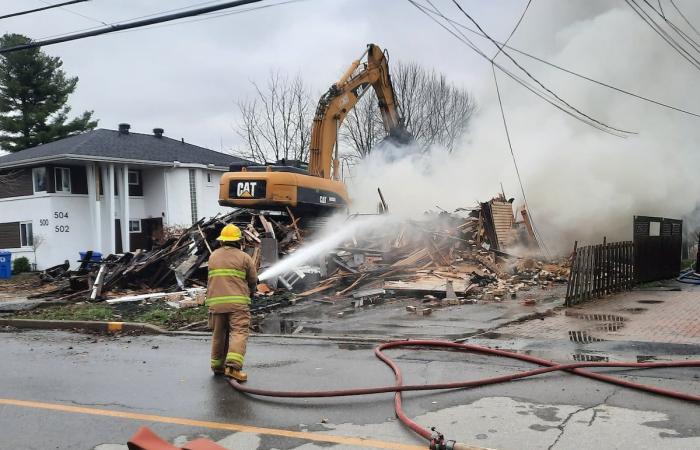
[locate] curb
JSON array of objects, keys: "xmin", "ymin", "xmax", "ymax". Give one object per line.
[
  {"xmin": 0, "ymin": 318, "xmax": 397, "ymax": 343},
  {"xmin": 0, "ymin": 319, "xmax": 169, "ymax": 334}
]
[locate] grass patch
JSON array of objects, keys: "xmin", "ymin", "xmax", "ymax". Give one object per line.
[
  {"xmin": 11, "ymin": 301, "xmax": 208, "ymax": 330},
  {"xmin": 16, "ymin": 304, "xmax": 114, "ymax": 321}
]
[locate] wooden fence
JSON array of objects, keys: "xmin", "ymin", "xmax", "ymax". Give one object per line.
[{"xmin": 565, "ymin": 240, "xmax": 634, "ymax": 306}]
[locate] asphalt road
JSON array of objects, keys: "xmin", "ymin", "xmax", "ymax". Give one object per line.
[{"xmin": 1, "ymin": 329, "xmax": 699, "ymax": 450}]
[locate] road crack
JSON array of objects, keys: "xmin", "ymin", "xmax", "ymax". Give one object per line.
[{"xmin": 547, "ymin": 390, "xmax": 617, "ymax": 450}]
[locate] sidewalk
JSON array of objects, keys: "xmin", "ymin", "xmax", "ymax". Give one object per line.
[{"xmin": 495, "ymin": 284, "xmax": 700, "ymax": 345}]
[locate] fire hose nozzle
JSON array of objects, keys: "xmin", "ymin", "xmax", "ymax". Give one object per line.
[{"xmin": 430, "ymin": 440, "xmax": 491, "ymax": 450}]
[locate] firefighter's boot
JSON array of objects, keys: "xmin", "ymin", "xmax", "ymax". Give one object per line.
[{"xmin": 224, "ymin": 366, "xmax": 248, "ymax": 382}]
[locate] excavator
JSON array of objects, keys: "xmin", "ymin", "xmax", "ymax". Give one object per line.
[{"xmin": 218, "ymin": 43, "xmax": 409, "ymax": 217}]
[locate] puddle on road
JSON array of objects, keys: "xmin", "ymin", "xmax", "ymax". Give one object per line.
[
  {"xmin": 572, "ymin": 353, "xmax": 610, "ymax": 362},
  {"xmin": 568, "ymin": 330, "xmax": 606, "ymax": 343},
  {"xmin": 622, "ymin": 307, "xmax": 648, "ymax": 314},
  {"xmin": 593, "ymin": 322, "xmax": 625, "ymax": 332},
  {"xmin": 565, "ymin": 311, "xmax": 626, "ymax": 322},
  {"xmin": 638, "ymin": 300, "xmax": 664, "ymax": 304}
]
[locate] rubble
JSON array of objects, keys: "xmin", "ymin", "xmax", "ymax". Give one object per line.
[
  {"xmin": 33, "ymin": 209, "xmax": 303, "ymax": 307},
  {"xmin": 28, "ymin": 192, "xmax": 568, "ymax": 324}
]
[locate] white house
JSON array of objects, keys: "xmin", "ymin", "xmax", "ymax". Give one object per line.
[{"xmin": 0, "ymin": 124, "xmax": 251, "ymax": 270}]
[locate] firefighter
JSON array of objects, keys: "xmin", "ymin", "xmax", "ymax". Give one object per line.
[{"xmin": 206, "ymin": 224, "xmax": 257, "ymax": 382}]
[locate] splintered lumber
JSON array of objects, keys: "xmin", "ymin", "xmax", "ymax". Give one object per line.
[
  {"xmin": 296, "ymin": 279, "xmax": 337, "ymax": 298},
  {"xmin": 337, "ymin": 274, "xmax": 368, "ymax": 296},
  {"xmin": 392, "ymin": 248, "xmax": 430, "ymax": 267}
]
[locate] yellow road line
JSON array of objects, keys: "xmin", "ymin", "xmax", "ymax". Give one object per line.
[{"xmin": 0, "ymin": 398, "xmax": 425, "ymax": 450}]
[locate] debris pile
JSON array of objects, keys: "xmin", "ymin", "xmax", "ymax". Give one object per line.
[
  {"xmin": 34, "ymin": 209, "xmax": 303, "ymax": 304},
  {"xmin": 279, "ymin": 195, "xmax": 567, "ymax": 305},
  {"xmin": 32, "ymin": 193, "xmax": 566, "ymax": 317}
]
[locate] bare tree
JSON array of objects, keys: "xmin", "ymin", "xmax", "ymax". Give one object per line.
[
  {"xmin": 341, "ymin": 61, "xmax": 477, "ymax": 158},
  {"xmin": 234, "ymin": 72, "xmax": 312, "ymax": 164},
  {"xmin": 31, "ymin": 233, "xmax": 45, "ymax": 270}
]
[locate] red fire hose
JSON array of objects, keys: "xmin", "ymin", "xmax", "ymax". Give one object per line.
[{"xmin": 228, "ymin": 340, "xmax": 700, "ymax": 449}]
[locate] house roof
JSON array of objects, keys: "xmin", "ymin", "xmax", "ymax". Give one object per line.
[{"xmin": 0, "ymin": 128, "xmax": 251, "ymax": 169}]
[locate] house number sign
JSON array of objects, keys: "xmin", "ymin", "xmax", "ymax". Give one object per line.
[{"xmin": 53, "ymin": 211, "xmax": 70, "ymax": 233}]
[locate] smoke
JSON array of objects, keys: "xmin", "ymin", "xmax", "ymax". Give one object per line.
[
  {"xmin": 345, "ymin": 1, "xmax": 700, "ymax": 254},
  {"xmin": 258, "ymin": 214, "xmax": 393, "ymax": 281}
]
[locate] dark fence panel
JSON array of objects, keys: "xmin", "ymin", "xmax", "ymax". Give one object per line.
[
  {"xmin": 566, "ymin": 240, "xmax": 634, "ymax": 306},
  {"xmin": 633, "ymin": 216, "xmax": 682, "ymax": 283}
]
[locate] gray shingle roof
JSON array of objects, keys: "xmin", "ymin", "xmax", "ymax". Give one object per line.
[{"xmin": 0, "ymin": 128, "xmax": 251, "ymax": 168}]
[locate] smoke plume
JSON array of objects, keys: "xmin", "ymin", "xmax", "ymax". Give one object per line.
[{"xmin": 346, "ymin": 1, "xmax": 700, "ymax": 254}]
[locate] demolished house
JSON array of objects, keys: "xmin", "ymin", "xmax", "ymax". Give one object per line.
[{"xmin": 29, "ymin": 193, "xmax": 567, "ymax": 326}]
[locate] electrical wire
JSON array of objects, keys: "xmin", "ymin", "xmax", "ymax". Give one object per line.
[
  {"xmin": 625, "ymin": 0, "xmax": 700, "ymax": 71},
  {"xmin": 38, "ymin": 0, "xmax": 109, "ymax": 27},
  {"xmin": 408, "ymin": 0, "xmax": 632, "ymax": 138},
  {"xmin": 0, "ymin": 0, "xmax": 264, "ymax": 54},
  {"xmin": 492, "ymin": 0, "xmax": 532, "ymax": 61},
  {"xmin": 0, "ymin": 0, "xmax": 88, "ymax": 21},
  {"xmin": 670, "ymin": 0, "xmax": 700, "ymax": 37},
  {"xmin": 414, "ymin": 0, "xmax": 700, "ymax": 120},
  {"xmin": 449, "ymin": 0, "xmax": 633, "ymax": 136},
  {"xmin": 34, "ymin": 0, "xmax": 228, "ymax": 42},
  {"xmin": 108, "ymin": 0, "xmax": 307, "ymax": 36},
  {"xmin": 642, "ymin": 0, "xmax": 700, "ymax": 53},
  {"xmin": 491, "ymin": 64, "xmax": 550, "ymax": 257}
]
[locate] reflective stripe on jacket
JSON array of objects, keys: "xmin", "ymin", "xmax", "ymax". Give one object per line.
[{"xmin": 206, "ymin": 246, "xmax": 257, "ymax": 313}]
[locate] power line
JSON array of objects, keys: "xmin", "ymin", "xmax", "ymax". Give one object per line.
[
  {"xmin": 625, "ymin": 0, "xmax": 700, "ymax": 70},
  {"xmin": 109, "ymin": 0, "xmax": 306, "ymax": 36},
  {"xmin": 38, "ymin": 0, "xmax": 109, "ymax": 27},
  {"xmin": 34, "ymin": 1, "xmax": 228, "ymax": 42},
  {"xmin": 449, "ymin": 0, "xmax": 633, "ymax": 136},
  {"xmin": 492, "ymin": 0, "xmax": 532, "ymax": 61},
  {"xmin": 670, "ymin": 0, "xmax": 700, "ymax": 37},
  {"xmin": 409, "ymin": 0, "xmax": 632, "ymax": 137},
  {"xmin": 491, "ymin": 64, "xmax": 550, "ymax": 257},
  {"xmin": 642, "ymin": 0, "xmax": 700, "ymax": 52},
  {"xmin": 0, "ymin": 0, "xmax": 89, "ymax": 21},
  {"xmin": 0, "ymin": 0, "xmax": 265, "ymax": 54},
  {"xmin": 415, "ymin": 0, "xmax": 700, "ymax": 120}
]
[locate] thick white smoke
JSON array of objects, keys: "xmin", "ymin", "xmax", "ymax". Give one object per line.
[{"xmin": 346, "ymin": 1, "xmax": 700, "ymax": 254}]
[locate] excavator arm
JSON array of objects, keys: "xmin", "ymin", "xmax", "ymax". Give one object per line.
[{"xmin": 308, "ymin": 44, "xmax": 404, "ymax": 179}]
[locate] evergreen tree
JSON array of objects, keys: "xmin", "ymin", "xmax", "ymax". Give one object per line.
[{"xmin": 0, "ymin": 33, "xmax": 97, "ymax": 152}]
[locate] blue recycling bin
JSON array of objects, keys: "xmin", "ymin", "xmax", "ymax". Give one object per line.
[
  {"xmin": 79, "ymin": 251, "xmax": 102, "ymax": 263},
  {"xmin": 0, "ymin": 251, "xmax": 11, "ymax": 279}
]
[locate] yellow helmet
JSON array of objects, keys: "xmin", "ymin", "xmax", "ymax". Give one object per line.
[{"xmin": 217, "ymin": 224, "xmax": 242, "ymax": 242}]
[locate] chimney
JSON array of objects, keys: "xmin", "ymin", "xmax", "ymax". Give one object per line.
[
  {"xmin": 118, "ymin": 123, "xmax": 130, "ymax": 134},
  {"xmin": 153, "ymin": 128, "xmax": 164, "ymax": 138}
]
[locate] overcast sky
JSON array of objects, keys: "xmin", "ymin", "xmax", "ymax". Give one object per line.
[{"xmin": 1, "ymin": 0, "xmax": 528, "ymax": 151}]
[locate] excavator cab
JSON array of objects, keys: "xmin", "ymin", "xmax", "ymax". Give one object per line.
[{"xmin": 219, "ymin": 160, "xmax": 349, "ymax": 217}]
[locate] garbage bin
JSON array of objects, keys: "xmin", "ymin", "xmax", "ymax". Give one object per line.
[
  {"xmin": 0, "ymin": 251, "xmax": 11, "ymax": 279},
  {"xmin": 79, "ymin": 251, "xmax": 102, "ymax": 263}
]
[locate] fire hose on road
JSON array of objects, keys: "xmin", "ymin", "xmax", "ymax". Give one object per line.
[{"xmin": 228, "ymin": 340, "xmax": 700, "ymax": 450}]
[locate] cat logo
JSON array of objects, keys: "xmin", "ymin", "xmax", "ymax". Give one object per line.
[{"xmin": 236, "ymin": 181, "xmax": 258, "ymax": 198}]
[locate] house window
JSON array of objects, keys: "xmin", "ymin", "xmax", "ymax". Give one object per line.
[
  {"xmin": 20, "ymin": 221, "xmax": 33, "ymax": 247},
  {"xmin": 54, "ymin": 167, "xmax": 71, "ymax": 192},
  {"xmin": 128, "ymin": 170, "xmax": 140, "ymax": 186},
  {"xmin": 129, "ymin": 219, "xmax": 141, "ymax": 233},
  {"xmin": 649, "ymin": 221, "xmax": 661, "ymax": 237},
  {"xmin": 32, "ymin": 167, "xmax": 47, "ymax": 193}
]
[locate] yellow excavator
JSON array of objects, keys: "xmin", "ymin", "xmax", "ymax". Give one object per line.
[{"xmin": 219, "ymin": 43, "xmax": 409, "ymax": 216}]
